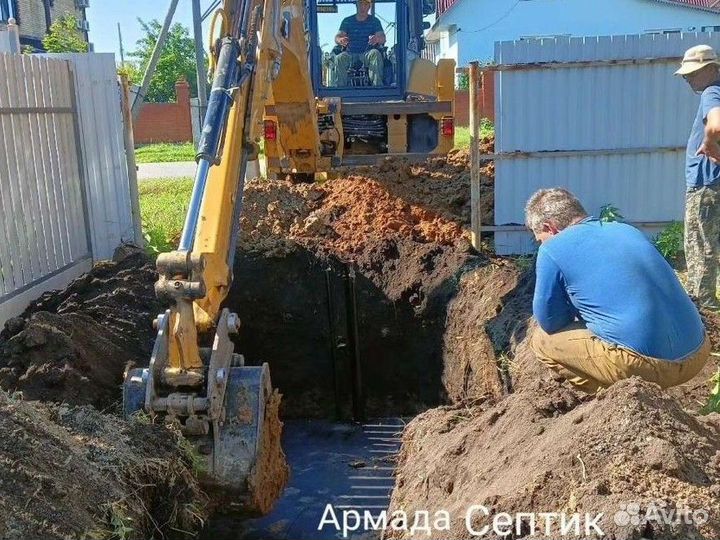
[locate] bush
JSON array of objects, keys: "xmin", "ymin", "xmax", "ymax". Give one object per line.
[{"xmin": 654, "ymin": 221, "xmax": 684, "ymax": 262}]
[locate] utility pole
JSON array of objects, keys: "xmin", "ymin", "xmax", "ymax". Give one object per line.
[
  {"xmin": 118, "ymin": 23, "xmax": 125, "ymax": 65},
  {"xmin": 192, "ymin": 0, "xmax": 208, "ymax": 121},
  {"xmin": 131, "ymin": 0, "xmax": 180, "ymax": 120}
]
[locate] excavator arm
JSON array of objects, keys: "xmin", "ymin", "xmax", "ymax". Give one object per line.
[{"xmin": 123, "ymin": 0, "xmax": 319, "ymax": 498}]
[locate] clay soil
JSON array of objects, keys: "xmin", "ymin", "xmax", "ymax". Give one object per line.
[
  {"xmin": 389, "ymin": 265, "xmax": 720, "ymax": 540},
  {"xmin": 232, "ymin": 147, "xmax": 495, "ymax": 418}
]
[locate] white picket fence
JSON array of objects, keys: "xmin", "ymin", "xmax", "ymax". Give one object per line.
[{"xmin": 0, "ymin": 52, "xmax": 137, "ymax": 324}]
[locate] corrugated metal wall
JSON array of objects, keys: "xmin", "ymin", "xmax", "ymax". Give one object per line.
[
  {"xmin": 492, "ymin": 32, "xmax": 720, "ymax": 254},
  {"xmin": 0, "ymin": 53, "xmax": 92, "ymax": 317},
  {"xmin": 0, "ymin": 52, "xmax": 133, "ymax": 324},
  {"xmin": 50, "ymin": 53, "xmax": 135, "ymax": 261}
]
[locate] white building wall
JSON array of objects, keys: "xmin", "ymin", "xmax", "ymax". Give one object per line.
[{"xmin": 436, "ymin": 0, "xmax": 720, "ymax": 64}]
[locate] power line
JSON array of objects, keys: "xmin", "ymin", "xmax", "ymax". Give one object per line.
[{"xmin": 458, "ymin": 0, "xmax": 521, "ymax": 33}]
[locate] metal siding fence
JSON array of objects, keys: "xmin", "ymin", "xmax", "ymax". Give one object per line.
[
  {"xmin": 50, "ymin": 53, "xmax": 135, "ymax": 261},
  {"xmin": 491, "ymin": 32, "xmax": 720, "ymax": 254},
  {"xmin": 0, "ymin": 53, "xmax": 91, "ymax": 301},
  {"xmin": 0, "ymin": 52, "xmax": 133, "ymax": 324}
]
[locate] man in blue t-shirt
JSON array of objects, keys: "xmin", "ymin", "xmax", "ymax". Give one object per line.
[
  {"xmin": 676, "ymin": 45, "xmax": 720, "ymax": 309},
  {"xmin": 526, "ymin": 188, "xmax": 709, "ymax": 394},
  {"xmin": 333, "ymin": 0, "xmax": 385, "ymax": 86}
]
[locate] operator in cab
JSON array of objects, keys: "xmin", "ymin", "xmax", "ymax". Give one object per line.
[{"xmin": 334, "ymin": 0, "xmax": 386, "ymax": 86}]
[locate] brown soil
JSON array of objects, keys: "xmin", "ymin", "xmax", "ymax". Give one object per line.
[
  {"xmin": 239, "ymin": 159, "xmax": 482, "ymax": 308},
  {"xmin": 234, "ymin": 152, "xmax": 495, "ymax": 417},
  {"xmin": 667, "ymin": 307, "xmax": 720, "ymax": 413},
  {"xmin": 389, "ymin": 263, "xmax": 720, "ymax": 540},
  {"xmin": 0, "ymin": 250, "xmax": 160, "ymax": 409},
  {"xmin": 5, "ymin": 140, "xmax": 719, "ymax": 540},
  {"xmin": 246, "ymin": 390, "xmax": 289, "ymax": 515},
  {"xmin": 0, "ymin": 390, "xmax": 207, "ymax": 540}
]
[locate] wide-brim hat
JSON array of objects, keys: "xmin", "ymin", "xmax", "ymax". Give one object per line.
[{"xmin": 675, "ymin": 44, "xmax": 720, "ymax": 76}]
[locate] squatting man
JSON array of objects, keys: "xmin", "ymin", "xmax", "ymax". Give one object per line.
[{"xmin": 526, "ymin": 188, "xmax": 710, "ymax": 393}]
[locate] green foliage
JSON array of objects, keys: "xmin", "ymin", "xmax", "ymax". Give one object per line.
[
  {"xmin": 456, "ymin": 72, "xmax": 469, "ymax": 90},
  {"xmin": 177, "ymin": 434, "xmax": 208, "ymax": 476},
  {"xmin": 129, "ymin": 19, "xmax": 205, "ymax": 103},
  {"xmin": 116, "ymin": 62, "xmax": 140, "ymax": 85},
  {"xmin": 701, "ymin": 369, "xmax": 720, "ymax": 415},
  {"xmin": 599, "ymin": 204, "xmax": 624, "ymax": 223},
  {"xmin": 139, "ymin": 177, "xmax": 194, "ymax": 254},
  {"xmin": 142, "ymin": 224, "xmax": 165, "ymax": 256},
  {"xmin": 454, "ymin": 121, "xmax": 495, "ymax": 150},
  {"xmin": 654, "ymin": 221, "xmax": 684, "ymax": 262},
  {"xmin": 135, "ymin": 142, "xmax": 197, "ymax": 163},
  {"xmin": 96, "ymin": 503, "xmax": 134, "ymax": 540},
  {"xmin": 42, "ymin": 14, "xmax": 89, "ymax": 53}
]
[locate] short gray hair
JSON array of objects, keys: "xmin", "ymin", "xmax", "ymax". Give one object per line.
[{"xmin": 525, "ymin": 188, "xmax": 588, "ymax": 233}]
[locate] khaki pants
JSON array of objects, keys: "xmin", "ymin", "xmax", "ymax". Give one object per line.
[{"xmin": 530, "ymin": 323, "xmax": 710, "ymax": 394}]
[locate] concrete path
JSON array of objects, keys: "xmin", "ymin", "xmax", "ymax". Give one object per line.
[
  {"xmin": 137, "ymin": 161, "xmax": 196, "ymax": 180},
  {"xmin": 137, "ymin": 159, "xmax": 265, "ymax": 180}
]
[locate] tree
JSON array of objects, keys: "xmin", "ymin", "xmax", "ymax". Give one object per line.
[
  {"xmin": 42, "ymin": 14, "xmax": 89, "ymax": 53},
  {"xmin": 128, "ymin": 19, "xmax": 204, "ymax": 103}
]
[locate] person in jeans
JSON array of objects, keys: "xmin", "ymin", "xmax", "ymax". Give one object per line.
[
  {"xmin": 676, "ymin": 44, "xmax": 720, "ymax": 309},
  {"xmin": 527, "ymin": 188, "xmax": 709, "ymax": 394},
  {"xmin": 333, "ymin": 0, "xmax": 385, "ymax": 86}
]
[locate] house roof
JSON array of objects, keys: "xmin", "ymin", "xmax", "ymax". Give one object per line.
[
  {"xmin": 648, "ymin": 0, "xmax": 720, "ymax": 13},
  {"xmin": 437, "ymin": 0, "xmax": 720, "ymax": 18}
]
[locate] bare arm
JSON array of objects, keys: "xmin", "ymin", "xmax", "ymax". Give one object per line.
[
  {"xmin": 698, "ymin": 107, "xmax": 720, "ymax": 163},
  {"xmin": 369, "ymin": 31, "xmax": 386, "ymax": 46},
  {"xmin": 335, "ymin": 30, "xmax": 349, "ymax": 46}
]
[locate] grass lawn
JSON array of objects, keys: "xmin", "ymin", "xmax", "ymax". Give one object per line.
[
  {"xmin": 455, "ymin": 120, "xmax": 495, "ymax": 150},
  {"xmin": 135, "ymin": 143, "xmax": 196, "ymax": 164},
  {"xmin": 139, "ymin": 177, "xmax": 194, "ymax": 253}
]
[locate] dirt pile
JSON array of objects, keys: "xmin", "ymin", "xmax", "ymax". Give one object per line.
[
  {"xmin": 390, "ymin": 374, "xmax": 720, "ymax": 539},
  {"xmin": 389, "ymin": 261, "xmax": 720, "ymax": 540},
  {"xmin": 0, "ymin": 251, "xmax": 160, "ymax": 408},
  {"xmin": 441, "ymin": 261, "xmax": 533, "ymax": 404},
  {"xmin": 240, "ymin": 164, "xmax": 479, "ymax": 308},
  {"xmin": 246, "ymin": 390, "xmax": 290, "ymax": 515},
  {"xmin": 0, "ymin": 390, "xmax": 207, "ymax": 540}
]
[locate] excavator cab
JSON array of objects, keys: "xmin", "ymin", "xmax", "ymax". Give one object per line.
[{"xmin": 263, "ymin": 0, "xmax": 456, "ymax": 173}]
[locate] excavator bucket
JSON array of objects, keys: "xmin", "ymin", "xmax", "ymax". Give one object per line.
[{"xmin": 123, "ymin": 362, "xmax": 277, "ymax": 499}]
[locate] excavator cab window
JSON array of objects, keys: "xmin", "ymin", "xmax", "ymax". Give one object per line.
[{"xmin": 316, "ymin": 0, "xmax": 398, "ymax": 89}]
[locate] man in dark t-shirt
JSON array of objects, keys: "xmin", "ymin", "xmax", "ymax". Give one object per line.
[{"xmin": 334, "ymin": 0, "xmax": 385, "ymax": 86}]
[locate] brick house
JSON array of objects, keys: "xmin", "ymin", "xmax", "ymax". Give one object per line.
[{"xmin": 0, "ymin": 0, "xmax": 89, "ymax": 51}]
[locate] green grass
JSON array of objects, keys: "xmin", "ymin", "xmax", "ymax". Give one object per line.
[
  {"xmin": 135, "ymin": 142, "xmax": 196, "ymax": 164},
  {"xmin": 139, "ymin": 177, "xmax": 194, "ymax": 253},
  {"xmin": 454, "ymin": 119, "xmax": 494, "ymax": 150}
]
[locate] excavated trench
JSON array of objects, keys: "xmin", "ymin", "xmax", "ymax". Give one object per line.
[
  {"xmin": 0, "ymin": 150, "xmax": 500, "ymax": 539},
  {"xmin": 2, "ymin": 146, "xmax": 719, "ymax": 540}
]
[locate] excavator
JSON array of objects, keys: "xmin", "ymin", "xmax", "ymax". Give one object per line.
[{"xmin": 123, "ymin": 0, "xmax": 455, "ymax": 507}]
